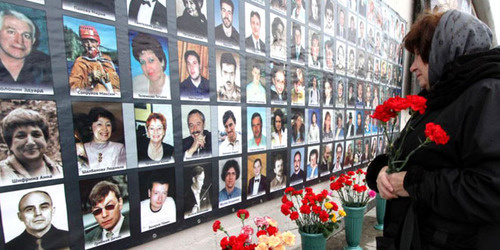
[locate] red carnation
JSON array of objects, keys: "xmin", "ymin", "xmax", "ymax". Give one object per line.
[
  {"xmin": 371, "ymin": 103, "xmax": 398, "ymax": 122},
  {"xmin": 425, "ymin": 123, "xmax": 449, "ymax": 145},
  {"xmin": 281, "ymin": 204, "xmax": 291, "ymax": 215},
  {"xmin": 220, "ymin": 236, "xmax": 230, "ymax": 249},
  {"xmin": 347, "ymin": 171, "xmax": 355, "ymax": 176},
  {"xmin": 300, "ymin": 204, "xmax": 311, "ymax": 214},
  {"xmin": 285, "ymin": 187, "xmax": 295, "ymax": 194},
  {"xmin": 267, "ymin": 226, "xmax": 278, "ymax": 236},
  {"xmin": 406, "ymin": 95, "xmax": 427, "ymax": 114},
  {"xmin": 319, "ymin": 210, "xmax": 329, "ymax": 222},
  {"xmin": 331, "ymin": 202, "xmax": 339, "ymax": 211},
  {"xmin": 290, "ymin": 211, "xmax": 299, "ymax": 220},
  {"xmin": 385, "ymin": 96, "xmax": 410, "ymax": 112},
  {"xmin": 213, "ymin": 220, "xmax": 221, "ymax": 232},
  {"xmin": 281, "ymin": 195, "xmax": 290, "ymax": 204},
  {"xmin": 312, "ymin": 205, "xmax": 322, "ymax": 214},
  {"xmin": 256, "ymin": 230, "xmax": 267, "ymax": 237},
  {"xmin": 237, "ymin": 209, "xmax": 249, "ymax": 220}
]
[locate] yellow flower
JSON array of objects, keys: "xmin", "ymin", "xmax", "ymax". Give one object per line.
[
  {"xmin": 274, "ymin": 245, "xmax": 285, "ymax": 250},
  {"xmin": 266, "ymin": 217, "xmax": 278, "ymax": 227},
  {"xmin": 324, "ymin": 202, "xmax": 333, "ymax": 209},
  {"xmin": 258, "ymin": 235, "xmax": 269, "ymax": 243},
  {"xmin": 331, "ymin": 213, "xmax": 337, "ymax": 223},
  {"xmin": 339, "ymin": 209, "xmax": 347, "ymax": 217},
  {"xmin": 267, "ymin": 235, "xmax": 281, "ymax": 247},
  {"xmin": 256, "ymin": 242, "xmax": 268, "ymax": 250},
  {"xmin": 281, "ymin": 231, "xmax": 296, "ymax": 246}
]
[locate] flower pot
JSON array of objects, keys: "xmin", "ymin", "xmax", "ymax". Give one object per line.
[
  {"xmin": 374, "ymin": 194, "xmax": 386, "ymax": 231},
  {"xmin": 343, "ymin": 205, "xmax": 367, "ymax": 250},
  {"xmin": 299, "ymin": 230, "xmax": 326, "ymax": 250}
]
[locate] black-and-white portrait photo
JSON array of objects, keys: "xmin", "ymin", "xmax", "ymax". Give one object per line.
[
  {"xmin": 216, "ymin": 50, "xmax": 241, "ymax": 102},
  {"xmin": 270, "ymin": 14, "xmax": 286, "ymax": 60},
  {"xmin": 127, "ymin": 0, "xmax": 167, "ymax": 32},
  {"xmin": 176, "ymin": 0, "xmax": 208, "ymax": 41},
  {"xmin": 184, "ymin": 162, "xmax": 212, "ymax": 218}
]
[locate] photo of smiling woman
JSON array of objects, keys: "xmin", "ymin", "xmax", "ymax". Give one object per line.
[
  {"xmin": 130, "ymin": 31, "xmax": 171, "ymax": 100},
  {"xmin": 73, "ymin": 102, "xmax": 126, "ymax": 175},
  {"xmin": 0, "ymin": 100, "xmax": 62, "ymax": 187}
]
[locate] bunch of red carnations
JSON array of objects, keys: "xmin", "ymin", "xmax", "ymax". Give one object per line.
[
  {"xmin": 281, "ymin": 187, "xmax": 345, "ymax": 237},
  {"xmin": 212, "ymin": 209, "xmax": 295, "ymax": 250},
  {"xmin": 371, "ymin": 95, "xmax": 449, "ymax": 173},
  {"xmin": 330, "ymin": 169, "xmax": 377, "ymax": 207}
]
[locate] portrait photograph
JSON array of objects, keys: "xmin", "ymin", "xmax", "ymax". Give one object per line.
[
  {"xmin": 369, "ymin": 136, "xmax": 378, "ymax": 161},
  {"xmin": 269, "ymin": 149, "xmax": 288, "ymax": 192},
  {"xmin": 322, "ymin": 109, "xmax": 334, "ymax": 142},
  {"xmin": 247, "ymin": 153, "xmax": 267, "ymax": 199},
  {"xmin": 324, "ymin": 36, "xmax": 335, "ymax": 72},
  {"xmin": 367, "ymin": 24, "xmax": 375, "ymax": 53},
  {"xmin": 308, "ymin": 0, "xmax": 320, "ymax": 28},
  {"xmin": 62, "ymin": 0, "xmax": 115, "ymax": 21},
  {"xmin": 307, "ymin": 72, "xmax": 321, "ymax": 106},
  {"xmin": 214, "ymin": 0, "xmax": 240, "ymax": 49},
  {"xmin": 127, "ymin": 0, "xmax": 167, "ymax": 32},
  {"xmin": 357, "ymin": 49, "xmax": 367, "ymax": 79},
  {"xmin": 0, "ymin": 184, "xmax": 68, "ymax": 250},
  {"xmin": 247, "ymin": 106, "xmax": 267, "ymax": 152},
  {"xmin": 337, "ymin": 5, "xmax": 347, "ymax": 40},
  {"xmin": 306, "ymin": 145, "xmax": 320, "ymax": 181},
  {"xmin": 362, "ymin": 138, "xmax": 371, "ymax": 163},
  {"xmin": 183, "ymin": 162, "xmax": 213, "ymax": 219},
  {"xmin": 138, "ymin": 167, "xmax": 176, "ymax": 232},
  {"xmin": 291, "ymin": 66, "xmax": 305, "ymax": 106},
  {"xmin": 334, "ymin": 110, "xmax": 345, "ymax": 141},
  {"xmin": 290, "ymin": 147, "xmax": 305, "ymax": 185},
  {"xmin": 218, "ymin": 157, "xmax": 242, "ymax": 208},
  {"xmin": 343, "ymin": 139, "xmax": 354, "ymax": 169},
  {"xmin": 308, "ymin": 30, "xmax": 322, "ymax": 68},
  {"xmin": 176, "ymin": 0, "xmax": 208, "ymax": 42},
  {"xmin": 129, "ymin": 31, "xmax": 171, "ymax": 100},
  {"xmin": 306, "ymin": 108, "xmax": 321, "ymax": 144},
  {"xmin": 291, "ymin": 0, "xmax": 306, "ymax": 23},
  {"xmin": 270, "ymin": 0, "xmax": 286, "ymax": 14},
  {"xmin": 0, "ymin": 3, "xmax": 53, "ymax": 95},
  {"xmin": 290, "ymin": 22, "xmax": 306, "ymax": 65},
  {"xmin": 216, "ymin": 50, "xmax": 241, "ymax": 103},
  {"xmin": 347, "ymin": 45, "xmax": 357, "ymax": 78},
  {"xmin": 318, "ymin": 143, "xmax": 334, "ymax": 177},
  {"xmin": 335, "ymin": 40, "xmax": 346, "ymax": 75},
  {"xmin": 177, "ymin": 40, "xmax": 210, "ymax": 102},
  {"xmin": 271, "ymin": 107, "xmax": 287, "ymax": 149},
  {"xmin": 353, "ymin": 138, "xmax": 363, "ymax": 165},
  {"xmin": 364, "ymin": 84, "xmax": 373, "ymax": 109},
  {"xmin": 323, "ymin": 74, "xmax": 334, "ymax": 107},
  {"xmin": 217, "ymin": 106, "xmax": 242, "ymax": 156},
  {"xmin": 374, "ymin": 57, "xmax": 381, "ymax": 83},
  {"xmin": 134, "ymin": 103, "xmax": 174, "ymax": 167},
  {"xmin": 347, "ymin": 78, "xmax": 356, "ymax": 107},
  {"xmin": 345, "ymin": 109, "xmax": 356, "ymax": 138},
  {"xmin": 80, "ymin": 175, "xmax": 130, "ymax": 249},
  {"xmin": 246, "ymin": 57, "xmax": 267, "ymax": 104},
  {"xmin": 72, "ymin": 101, "xmax": 127, "ymax": 175},
  {"xmin": 269, "ymin": 14, "xmax": 286, "ymax": 61},
  {"xmin": 366, "ymin": 54, "xmax": 374, "ymax": 82},
  {"xmin": 324, "ymin": 0, "xmax": 335, "ymax": 36},
  {"xmin": 358, "ymin": 18, "xmax": 367, "ymax": 49},
  {"xmin": 181, "ymin": 105, "xmax": 212, "ymax": 161},
  {"xmin": 270, "ymin": 61, "xmax": 287, "ymax": 105},
  {"xmin": 354, "ymin": 110, "xmax": 365, "ymax": 137},
  {"xmin": 332, "ymin": 141, "xmax": 344, "ymax": 172},
  {"xmin": 245, "ymin": 3, "xmax": 265, "ymax": 55},
  {"xmin": 359, "ymin": 0, "xmax": 367, "ymax": 16},
  {"xmin": 0, "ymin": 99, "xmax": 62, "ymax": 187},
  {"xmin": 291, "ymin": 108, "xmax": 305, "ymax": 146},
  {"xmin": 63, "ymin": 16, "xmax": 120, "ymax": 97},
  {"xmin": 335, "ymin": 76, "xmax": 346, "ymax": 108}
]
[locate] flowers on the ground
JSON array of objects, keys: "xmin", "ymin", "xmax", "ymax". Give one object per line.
[
  {"xmin": 371, "ymin": 95, "xmax": 449, "ymax": 173},
  {"xmin": 281, "ymin": 187, "xmax": 345, "ymax": 238},
  {"xmin": 212, "ymin": 210, "xmax": 295, "ymax": 249},
  {"xmin": 330, "ymin": 169, "xmax": 373, "ymax": 207}
]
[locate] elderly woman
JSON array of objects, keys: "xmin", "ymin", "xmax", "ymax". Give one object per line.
[
  {"xmin": 367, "ymin": 10, "xmax": 500, "ymax": 249},
  {"xmin": 0, "ymin": 108, "xmax": 62, "ymax": 185},
  {"xmin": 76, "ymin": 107, "xmax": 126, "ymax": 171},
  {"xmin": 271, "ymin": 109, "xmax": 287, "ymax": 148},
  {"xmin": 138, "ymin": 113, "xmax": 174, "ymax": 165},
  {"xmin": 131, "ymin": 33, "xmax": 170, "ymax": 99}
]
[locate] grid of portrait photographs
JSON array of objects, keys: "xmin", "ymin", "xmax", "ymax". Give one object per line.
[{"xmin": 0, "ymin": 0, "xmax": 407, "ymax": 249}]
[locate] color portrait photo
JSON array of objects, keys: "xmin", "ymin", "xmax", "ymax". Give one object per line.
[
  {"xmin": 218, "ymin": 157, "xmax": 242, "ymax": 208},
  {"xmin": 177, "ymin": 40, "xmax": 210, "ymax": 102},
  {"xmin": 0, "ymin": 99, "xmax": 62, "ymax": 187}
]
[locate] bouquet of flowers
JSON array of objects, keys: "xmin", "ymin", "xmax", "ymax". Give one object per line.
[
  {"xmin": 212, "ymin": 209, "xmax": 295, "ymax": 250},
  {"xmin": 371, "ymin": 95, "xmax": 449, "ymax": 173},
  {"xmin": 281, "ymin": 187, "xmax": 345, "ymax": 238},
  {"xmin": 330, "ymin": 169, "xmax": 376, "ymax": 207}
]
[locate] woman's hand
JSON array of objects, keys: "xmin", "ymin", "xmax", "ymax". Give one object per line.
[
  {"xmin": 388, "ymin": 171, "xmax": 409, "ymax": 197},
  {"xmin": 377, "ymin": 166, "xmax": 398, "ymax": 199}
]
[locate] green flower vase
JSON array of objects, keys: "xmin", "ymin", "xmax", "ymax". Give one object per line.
[
  {"xmin": 299, "ymin": 230, "xmax": 327, "ymax": 250},
  {"xmin": 374, "ymin": 194, "xmax": 386, "ymax": 231},
  {"xmin": 343, "ymin": 205, "xmax": 367, "ymax": 250}
]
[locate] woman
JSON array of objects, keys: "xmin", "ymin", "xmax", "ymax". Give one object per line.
[
  {"xmin": 0, "ymin": 108, "xmax": 62, "ymax": 185},
  {"xmin": 291, "ymin": 113, "xmax": 305, "ymax": 145},
  {"xmin": 138, "ymin": 113, "xmax": 174, "ymax": 165},
  {"xmin": 308, "ymin": 76, "xmax": 320, "ymax": 105},
  {"xmin": 323, "ymin": 78, "xmax": 333, "ymax": 106},
  {"xmin": 323, "ymin": 111, "xmax": 333, "ymax": 141},
  {"xmin": 334, "ymin": 112, "xmax": 344, "ymax": 140},
  {"xmin": 270, "ymin": 17, "xmax": 286, "ymax": 59},
  {"xmin": 131, "ymin": 33, "xmax": 171, "ymax": 99},
  {"xmin": 367, "ymin": 10, "xmax": 500, "ymax": 249},
  {"xmin": 76, "ymin": 107, "xmax": 126, "ymax": 171},
  {"xmin": 271, "ymin": 109, "xmax": 287, "ymax": 148},
  {"xmin": 308, "ymin": 0, "xmax": 320, "ymax": 27},
  {"xmin": 355, "ymin": 111, "xmax": 363, "ymax": 136},
  {"xmin": 307, "ymin": 112, "xmax": 320, "ymax": 143}
]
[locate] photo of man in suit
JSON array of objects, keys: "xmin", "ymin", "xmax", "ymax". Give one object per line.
[
  {"xmin": 290, "ymin": 149, "xmax": 305, "ymax": 184},
  {"xmin": 128, "ymin": 0, "xmax": 167, "ymax": 30},
  {"xmin": 247, "ymin": 156, "xmax": 267, "ymax": 197},
  {"xmin": 291, "ymin": 23, "xmax": 305, "ymax": 63},
  {"xmin": 215, "ymin": 0, "xmax": 239, "ymax": 48},
  {"xmin": 245, "ymin": 8, "xmax": 265, "ymax": 54},
  {"xmin": 182, "ymin": 108, "xmax": 212, "ymax": 160}
]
